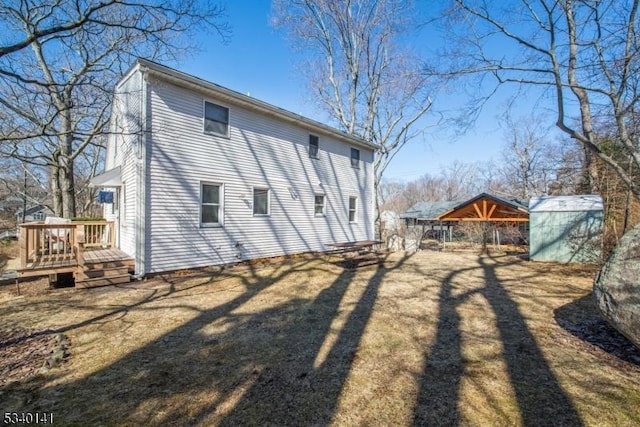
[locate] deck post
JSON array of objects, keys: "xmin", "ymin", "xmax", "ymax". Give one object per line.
[
  {"xmin": 108, "ymin": 221, "xmax": 115, "ymax": 248},
  {"xmin": 77, "ymin": 238, "xmax": 85, "ymax": 267}
]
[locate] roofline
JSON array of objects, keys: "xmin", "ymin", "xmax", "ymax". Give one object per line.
[{"xmin": 129, "ymin": 58, "xmax": 377, "ymax": 152}]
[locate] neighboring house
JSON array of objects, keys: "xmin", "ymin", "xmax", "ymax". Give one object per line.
[
  {"xmin": 16, "ymin": 205, "xmax": 54, "ymax": 223},
  {"xmin": 92, "ymin": 59, "xmax": 376, "ymax": 277}
]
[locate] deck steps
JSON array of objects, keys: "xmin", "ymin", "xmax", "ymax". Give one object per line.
[{"xmin": 74, "ymin": 249, "xmax": 134, "ymax": 288}]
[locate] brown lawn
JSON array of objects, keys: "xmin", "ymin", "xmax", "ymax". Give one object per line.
[{"xmin": 1, "ymin": 250, "xmax": 639, "ymax": 426}]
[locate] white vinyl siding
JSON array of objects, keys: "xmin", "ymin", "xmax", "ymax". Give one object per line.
[
  {"xmin": 103, "ymin": 69, "xmax": 141, "ymax": 257},
  {"xmin": 136, "ymin": 72, "xmax": 374, "ymax": 274}
]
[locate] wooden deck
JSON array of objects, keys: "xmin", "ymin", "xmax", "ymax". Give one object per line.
[
  {"xmin": 82, "ymin": 248, "xmax": 132, "ymax": 264},
  {"xmin": 17, "ymin": 221, "xmax": 134, "ymax": 288}
]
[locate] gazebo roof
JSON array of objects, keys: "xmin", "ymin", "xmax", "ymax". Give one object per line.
[{"xmin": 437, "ymin": 193, "xmax": 529, "ymax": 222}]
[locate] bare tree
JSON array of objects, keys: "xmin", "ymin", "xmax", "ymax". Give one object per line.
[
  {"xmin": 437, "ymin": 0, "xmax": 640, "ymax": 200},
  {"xmin": 0, "ymin": 0, "xmax": 229, "ymax": 218},
  {"xmin": 272, "ymin": 0, "xmax": 433, "ymax": 233},
  {"xmin": 497, "ymin": 115, "xmax": 557, "ymax": 199}
]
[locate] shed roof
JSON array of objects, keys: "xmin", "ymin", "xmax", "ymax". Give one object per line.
[
  {"xmin": 529, "ymin": 195, "xmax": 603, "ymax": 212},
  {"xmin": 400, "ymin": 200, "xmax": 462, "ymax": 220}
]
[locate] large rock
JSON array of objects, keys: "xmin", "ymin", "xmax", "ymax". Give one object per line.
[{"xmin": 593, "ymin": 223, "xmax": 640, "ymax": 349}]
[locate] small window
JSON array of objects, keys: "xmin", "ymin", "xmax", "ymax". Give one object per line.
[
  {"xmin": 204, "ymin": 101, "xmax": 229, "ymax": 136},
  {"xmin": 314, "ymin": 194, "xmax": 325, "ymax": 216},
  {"xmin": 351, "ymin": 148, "xmax": 360, "ymax": 168},
  {"xmin": 201, "ymin": 183, "xmax": 223, "ymax": 226},
  {"xmin": 309, "ymin": 134, "xmax": 319, "ymax": 159},
  {"xmin": 348, "ymin": 196, "xmax": 357, "ymax": 222},
  {"xmin": 33, "ymin": 212, "xmax": 45, "ymax": 221},
  {"xmin": 253, "ymin": 187, "xmax": 270, "ymax": 216}
]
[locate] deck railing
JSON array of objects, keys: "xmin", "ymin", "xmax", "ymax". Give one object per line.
[{"xmin": 18, "ymin": 220, "xmax": 115, "ymax": 270}]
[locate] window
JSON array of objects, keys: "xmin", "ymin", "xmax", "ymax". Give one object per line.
[
  {"xmin": 351, "ymin": 148, "xmax": 360, "ymax": 168},
  {"xmin": 201, "ymin": 183, "xmax": 223, "ymax": 226},
  {"xmin": 32, "ymin": 212, "xmax": 45, "ymax": 221},
  {"xmin": 253, "ymin": 188, "xmax": 270, "ymax": 216},
  {"xmin": 204, "ymin": 101, "xmax": 229, "ymax": 136},
  {"xmin": 309, "ymin": 134, "xmax": 319, "ymax": 159},
  {"xmin": 314, "ymin": 194, "xmax": 325, "ymax": 216},
  {"xmin": 348, "ymin": 196, "xmax": 357, "ymax": 222}
]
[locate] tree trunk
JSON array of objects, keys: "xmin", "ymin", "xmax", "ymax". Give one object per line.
[
  {"xmin": 60, "ymin": 109, "xmax": 76, "ymax": 219},
  {"xmin": 51, "ymin": 165, "xmax": 63, "ymax": 217},
  {"xmin": 580, "ymin": 146, "xmax": 599, "ymax": 194},
  {"xmin": 61, "ymin": 156, "xmax": 76, "ymax": 219}
]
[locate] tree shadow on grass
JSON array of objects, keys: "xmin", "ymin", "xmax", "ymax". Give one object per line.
[
  {"xmin": 555, "ymin": 294, "xmax": 640, "ymax": 366},
  {"xmin": 2, "ymin": 253, "xmax": 411, "ymax": 425},
  {"xmin": 414, "ymin": 254, "xmax": 583, "ymax": 426}
]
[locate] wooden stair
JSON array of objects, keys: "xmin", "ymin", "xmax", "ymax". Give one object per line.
[{"xmin": 75, "ymin": 256, "xmax": 134, "ymax": 289}]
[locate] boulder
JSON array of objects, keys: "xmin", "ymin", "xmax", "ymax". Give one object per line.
[{"xmin": 593, "ymin": 223, "xmax": 640, "ymax": 349}]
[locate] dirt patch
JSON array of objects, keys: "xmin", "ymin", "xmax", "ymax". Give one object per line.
[
  {"xmin": 0, "ymin": 329, "xmax": 70, "ymax": 387},
  {"xmin": 0, "ymin": 251, "xmax": 638, "ymax": 426}
]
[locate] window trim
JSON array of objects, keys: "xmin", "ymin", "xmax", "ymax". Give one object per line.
[
  {"xmin": 252, "ymin": 187, "xmax": 271, "ymax": 216},
  {"xmin": 203, "ymin": 100, "xmax": 230, "ymax": 138},
  {"xmin": 348, "ymin": 196, "xmax": 358, "ymax": 223},
  {"xmin": 314, "ymin": 194, "xmax": 325, "ymax": 216},
  {"xmin": 309, "ymin": 134, "xmax": 319, "ymax": 159},
  {"xmin": 200, "ymin": 182, "xmax": 224, "ymax": 227},
  {"xmin": 350, "ymin": 148, "xmax": 360, "ymax": 169}
]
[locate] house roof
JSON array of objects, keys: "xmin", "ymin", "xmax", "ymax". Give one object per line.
[
  {"xmin": 16, "ymin": 204, "xmax": 52, "ymax": 216},
  {"xmin": 529, "ymin": 195, "xmax": 603, "ymax": 212},
  {"xmin": 130, "ymin": 58, "xmax": 377, "ymax": 152},
  {"xmin": 400, "ymin": 200, "xmax": 462, "ymax": 220}
]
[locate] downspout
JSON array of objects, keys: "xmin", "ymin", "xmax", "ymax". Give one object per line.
[{"xmin": 135, "ymin": 65, "xmax": 148, "ymax": 278}]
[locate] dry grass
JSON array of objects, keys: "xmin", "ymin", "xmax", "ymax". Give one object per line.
[
  {"xmin": 1, "ymin": 251, "xmax": 639, "ymax": 426},
  {"xmin": 0, "ymin": 239, "xmax": 18, "ymax": 274}
]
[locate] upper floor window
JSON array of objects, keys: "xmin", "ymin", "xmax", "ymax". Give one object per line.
[
  {"xmin": 351, "ymin": 148, "xmax": 360, "ymax": 168},
  {"xmin": 309, "ymin": 134, "xmax": 319, "ymax": 159},
  {"xmin": 204, "ymin": 101, "xmax": 229, "ymax": 137},
  {"xmin": 253, "ymin": 187, "xmax": 270, "ymax": 216},
  {"xmin": 201, "ymin": 182, "xmax": 223, "ymax": 226},
  {"xmin": 314, "ymin": 194, "xmax": 325, "ymax": 216},
  {"xmin": 32, "ymin": 212, "xmax": 45, "ymax": 221}
]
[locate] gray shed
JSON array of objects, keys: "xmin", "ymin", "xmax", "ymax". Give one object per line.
[{"xmin": 529, "ymin": 195, "xmax": 604, "ymax": 263}]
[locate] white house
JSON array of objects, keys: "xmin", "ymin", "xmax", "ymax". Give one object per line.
[{"xmin": 92, "ymin": 59, "xmax": 376, "ymax": 277}]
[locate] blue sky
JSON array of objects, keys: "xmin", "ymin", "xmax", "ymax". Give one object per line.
[{"xmin": 178, "ymin": 0, "xmax": 521, "ymax": 183}]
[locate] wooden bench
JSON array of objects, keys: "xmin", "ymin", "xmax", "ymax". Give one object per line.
[{"xmin": 326, "ymin": 240, "xmax": 384, "ymax": 268}]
